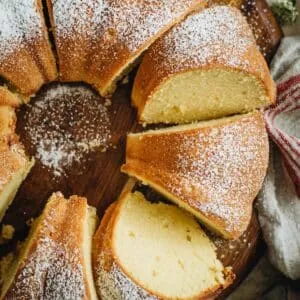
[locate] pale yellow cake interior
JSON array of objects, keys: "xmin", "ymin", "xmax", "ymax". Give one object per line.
[
  {"xmin": 113, "ymin": 191, "xmax": 228, "ymax": 299},
  {"xmin": 140, "ymin": 69, "xmax": 269, "ymax": 124},
  {"xmin": 0, "ymin": 158, "xmax": 34, "ymax": 222},
  {"xmin": 133, "ymin": 112, "xmax": 252, "ymax": 135},
  {"xmin": 123, "ymin": 172, "xmax": 232, "ymax": 240}
]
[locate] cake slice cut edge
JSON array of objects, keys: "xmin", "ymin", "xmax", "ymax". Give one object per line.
[
  {"xmin": 134, "ymin": 68, "xmax": 275, "ymax": 124},
  {"xmin": 122, "ymin": 112, "xmax": 269, "ymax": 240},
  {"xmin": 93, "ymin": 186, "xmax": 234, "ymax": 299},
  {"xmin": 132, "ymin": 5, "xmax": 276, "ymax": 124}
]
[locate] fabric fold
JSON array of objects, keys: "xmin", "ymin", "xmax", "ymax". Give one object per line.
[{"xmin": 257, "ymin": 36, "xmax": 300, "ymax": 280}]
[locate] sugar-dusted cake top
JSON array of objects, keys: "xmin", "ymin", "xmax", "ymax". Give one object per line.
[
  {"xmin": 150, "ymin": 5, "xmax": 256, "ymax": 74},
  {"xmin": 0, "ymin": 0, "xmax": 43, "ymax": 60},
  {"xmin": 53, "ymin": 0, "xmax": 203, "ymax": 52}
]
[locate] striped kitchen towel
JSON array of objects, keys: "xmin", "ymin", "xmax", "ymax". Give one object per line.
[
  {"xmin": 257, "ymin": 36, "xmax": 300, "ymax": 280},
  {"xmin": 264, "ymin": 74, "xmax": 300, "ymax": 195}
]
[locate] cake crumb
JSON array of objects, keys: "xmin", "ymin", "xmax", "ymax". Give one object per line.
[
  {"xmin": 104, "ymin": 98, "xmax": 112, "ymax": 107},
  {"xmin": 1, "ymin": 224, "xmax": 15, "ymax": 240},
  {"xmin": 121, "ymin": 76, "xmax": 129, "ymax": 85}
]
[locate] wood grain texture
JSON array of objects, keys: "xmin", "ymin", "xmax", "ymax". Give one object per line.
[
  {"xmin": 0, "ymin": 1, "xmax": 281, "ymax": 298},
  {"xmin": 241, "ymin": 0, "xmax": 283, "ymax": 62}
]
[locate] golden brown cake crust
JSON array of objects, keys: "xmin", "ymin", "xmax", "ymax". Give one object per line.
[
  {"xmin": 0, "ymin": 142, "xmax": 29, "ymax": 196},
  {"xmin": 0, "ymin": 90, "xmax": 29, "ymax": 194},
  {"xmin": 122, "ymin": 112, "xmax": 269, "ymax": 239},
  {"xmin": 0, "ymin": 106, "xmax": 17, "ymax": 144},
  {"xmin": 0, "ymin": 89, "xmax": 34, "ymax": 222},
  {"xmin": 93, "ymin": 186, "xmax": 234, "ymax": 300},
  {"xmin": 132, "ymin": 6, "xmax": 276, "ymax": 119},
  {"xmin": 46, "ymin": 0, "xmax": 206, "ymax": 96},
  {"xmin": 3, "ymin": 193, "xmax": 94, "ymax": 299},
  {"xmin": 0, "ymin": 87, "xmax": 21, "ymax": 108},
  {"xmin": 0, "ymin": 87, "xmax": 21, "ymax": 143},
  {"xmin": 0, "ymin": 0, "xmax": 57, "ymax": 97}
]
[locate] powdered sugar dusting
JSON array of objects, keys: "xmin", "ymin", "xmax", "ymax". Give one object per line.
[
  {"xmin": 128, "ymin": 114, "xmax": 268, "ymax": 235},
  {"xmin": 5, "ymin": 196, "xmax": 86, "ymax": 299},
  {"xmin": 153, "ymin": 6, "xmax": 255, "ymax": 73},
  {"xmin": 0, "ymin": 0, "xmax": 43, "ymax": 60},
  {"xmin": 53, "ymin": 0, "xmax": 198, "ymax": 52},
  {"xmin": 8, "ymin": 237, "xmax": 85, "ymax": 299},
  {"xmin": 96, "ymin": 254, "xmax": 157, "ymax": 300},
  {"xmin": 168, "ymin": 115, "xmax": 267, "ymax": 232},
  {"xmin": 23, "ymin": 84, "xmax": 111, "ymax": 177}
]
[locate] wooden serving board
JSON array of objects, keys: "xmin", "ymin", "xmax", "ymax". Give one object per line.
[{"xmin": 1, "ymin": 1, "xmax": 282, "ymax": 298}]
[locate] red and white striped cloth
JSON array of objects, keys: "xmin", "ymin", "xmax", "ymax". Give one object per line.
[
  {"xmin": 257, "ymin": 36, "xmax": 300, "ymax": 280},
  {"xmin": 264, "ymin": 74, "xmax": 300, "ymax": 196}
]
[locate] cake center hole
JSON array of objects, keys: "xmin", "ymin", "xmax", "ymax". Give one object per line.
[{"xmin": 17, "ymin": 83, "xmax": 112, "ymax": 177}]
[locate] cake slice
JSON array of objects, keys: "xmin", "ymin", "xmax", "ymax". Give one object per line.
[
  {"xmin": 0, "ymin": 0, "xmax": 57, "ymax": 97},
  {"xmin": 93, "ymin": 187, "xmax": 234, "ymax": 299},
  {"xmin": 46, "ymin": 0, "xmax": 206, "ymax": 97},
  {"xmin": 1, "ymin": 193, "xmax": 99, "ymax": 299},
  {"xmin": 132, "ymin": 5, "xmax": 276, "ymax": 124},
  {"xmin": 122, "ymin": 112, "xmax": 269, "ymax": 239}
]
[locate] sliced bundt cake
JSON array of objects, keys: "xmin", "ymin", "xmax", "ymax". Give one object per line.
[
  {"xmin": 93, "ymin": 186, "xmax": 233, "ymax": 299},
  {"xmin": 46, "ymin": 0, "xmax": 206, "ymax": 97},
  {"xmin": 1, "ymin": 193, "xmax": 99, "ymax": 299},
  {"xmin": 132, "ymin": 5, "xmax": 276, "ymax": 124},
  {"xmin": 0, "ymin": 0, "xmax": 57, "ymax": 97},
  {"xmin": 122, "ymin": 112, "xmax": 269, "ymax": 239}
]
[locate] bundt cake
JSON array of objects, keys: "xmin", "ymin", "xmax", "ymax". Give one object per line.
[
  {"xmin": 0, "ymin": 192, "xmax": 99, "ymax": 299},
  {"xmin": 132, "ymin": 5, "xmax": 276, "ymax": 124},
  {"xmin": 122, "ymin": 112, "xmax": 269, "ymax": 239},
  {"xmin": 46, "ymin": 0, "xmax": 206, "ymax": 97},
  {"xmin": 0, "ymin": 0, "xmax": 57, "ymax": 97},
  {"xmin": 93, "ymin": 184, "xmax": 234, "ymax": 299},
  {"xmin": 0, "ymin": 1, "xmax": 277, "ymax": 297}
]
